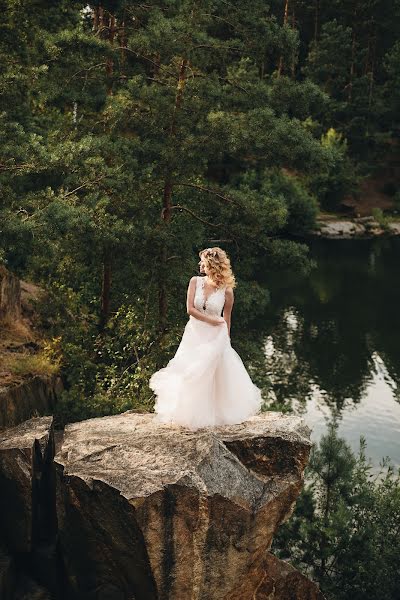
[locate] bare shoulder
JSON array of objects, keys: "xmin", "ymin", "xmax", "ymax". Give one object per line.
[
  {"xmin": 189, "ymin": 276, "xmax": 198, "ymax": 286},
  {"xmin": 225, "ymin": 286, "xmax": 234, "ymax": 299}
]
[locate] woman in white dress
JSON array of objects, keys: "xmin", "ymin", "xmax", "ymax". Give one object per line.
[{"xmin": 149, "ymin": 247, "xmax": 263, "ymax": 429}]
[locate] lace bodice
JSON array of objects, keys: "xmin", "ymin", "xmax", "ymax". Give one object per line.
[{"xmin": 193, "ymin": 276, "xmax": 226, "ymax": 317}]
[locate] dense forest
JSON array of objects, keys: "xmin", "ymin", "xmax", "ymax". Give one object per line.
[
  {"xmin": 1, "ymin": 0, "xmax": 399, "ymax": 420},
  {"xmin": 1, "ymin": 2, "xmax": 400, "ymax": 599}
]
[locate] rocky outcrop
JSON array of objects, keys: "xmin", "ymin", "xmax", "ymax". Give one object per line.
[
  {"xmin": 0, "ymin": 415, "xmax": 58, "ymax": 598},
  {"xmin": 0, "ymin": 374, "xmax": 63, "ymax": 430},
  {"xmin": 0, "ymin": 411, "xmax": 324, "ymax": 599},
  {"xmin": 313, "ymin": 216, "xmax": 400, "ymax": 239},
  {"xmin": 0, "ymin": 266, "xmax": 62, "ymax": 429},
  {"xmin": 0, "ymin": 542, "xmax": 15, "ymax": 600},
  {"xmin": 0, "ymin": 416, "xmax": 56, "ymax": 551},
  {"xmin": 255, "ymin": 554, "xmax": 325, "ymax": 599},
  {"xmin": 55, "ymin": 411, "xmax": 320, "ymax": 600}
]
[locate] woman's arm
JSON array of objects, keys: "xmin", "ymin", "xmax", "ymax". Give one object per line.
[
  {"xmin": 223, "ymin": 287, "xmax": 234, "ymax": 337},
  {"xmin": 186, "ymin": 277, "xmax": 225, "ymax": 326}
]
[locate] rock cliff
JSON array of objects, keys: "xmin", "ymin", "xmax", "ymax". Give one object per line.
[
  {"xmin": 0, "ymin": 415, "xmax": 58, "ymax": 599},
  {"xmin": 0, "ymin": 374, "xmax": 63, "ymax": 429},
  {"xmin": 0, "ymin": 266, "xmax": 63, "ymax": 429},
  {"xmin": 55, "ymin": 411, "xmax": 322, "ymax": 600},
  {"xmin": 0, "ymin": 411, "xmax": 324, "ymax": 600}
]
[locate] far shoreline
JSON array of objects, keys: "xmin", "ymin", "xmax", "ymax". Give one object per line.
[{"xmin": 309, "ymin": 213, "xmax": 400, "ymax": 239}]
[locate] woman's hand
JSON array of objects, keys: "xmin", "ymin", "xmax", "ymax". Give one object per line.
[{"xmin": 211, "ymin": 316, "xmax": 226, "ymax": 326}]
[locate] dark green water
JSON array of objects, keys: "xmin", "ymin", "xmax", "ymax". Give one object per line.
[{"xmin": 261, "ymin": 236, "xmax": 400, "ymax": 469}]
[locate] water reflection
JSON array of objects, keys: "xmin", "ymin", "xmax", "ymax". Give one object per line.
[{"xmin": 258, "ymin": 237, "xmax": 400, "ymax": 468}]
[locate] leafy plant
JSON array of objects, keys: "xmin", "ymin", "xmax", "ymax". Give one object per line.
[{"xmin": 371, "ymin": 207, "xmax": 390, "ymax": 231}]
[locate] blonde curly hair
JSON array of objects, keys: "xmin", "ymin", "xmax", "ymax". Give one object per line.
[{"xmin": 199, "ymin": 247, "xmax": 236, "ymax": 289}]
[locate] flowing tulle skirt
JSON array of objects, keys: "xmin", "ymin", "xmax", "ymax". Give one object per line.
[{"xmin": 149, "ymin": 316, "xmax": 263, "ymax": 429}]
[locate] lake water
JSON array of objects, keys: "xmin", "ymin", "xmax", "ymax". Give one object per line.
[{"xmin": 260, "ymin": 236, "xmax": 400, "ymax": 470}]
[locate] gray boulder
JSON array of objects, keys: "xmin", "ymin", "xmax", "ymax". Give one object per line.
[{"xmin": 55, "ymin": 411, "xmax": 314, "ymax": 600}]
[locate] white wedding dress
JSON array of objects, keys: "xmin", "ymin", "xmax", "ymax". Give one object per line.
[{"xmin": 149, "ymin": 275, "xmax": 263, "ymax": 429}]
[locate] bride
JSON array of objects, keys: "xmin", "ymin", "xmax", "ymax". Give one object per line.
[{"xmin": 149, "ymin": 247, "xmax": 263, "ymax": 429}]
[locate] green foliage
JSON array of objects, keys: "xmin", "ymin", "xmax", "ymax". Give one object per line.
[
  {"xmin": 2, "ymin": 0, "xmax": 400, "ymax": 426},
  {"xmin": 308, "ymin": 128, "xmax": 359, "ymax": 211},
  {"xmin": 89, "ymin": 304, "xmax": 181, "ymax": 416},
  {"xmin": 56, "ymin": 323, "xmax": 179, "ymax": 426},
  {"xmin": 371, "ymin": 207, "xmax": 390, "ymax": 231},
  {"xmin": 1, "ymin": 348, "xmax": 60, "ymax": 378},
  {"xmin": 273, "ymin": 424, "xmax": 400, "ymax": 600},
  {"xmin": 37, "ymin": 282, "xmax": 180, "ymax": 426},
  {"xmin": 384, "ymin": 40, "xmax": 400, "ymax": 115},
  {"xmin": 263, "ymin": 169, "xmax": 319, "ymax": 234},
  {"xmin": 303, "ymin": 20, "xmax": 352, "ymax": 100},
  {"xmin": 297, "ymin": 1, "xmax": 400, "ymax": 163}
]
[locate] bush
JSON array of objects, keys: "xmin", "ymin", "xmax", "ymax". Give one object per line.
[
  {"xmin": 308, "ymin": 128, "xmax": 359, "ymax": 211},
  {"xmin": 371, "ymin": 207, "xmax": 390, "ymax": 230},
  {"xmin": 48, "ymin": 298, "xmax": 182, "ymax": 426},
  {"xmin": 261, "ymin": 168, "xmax": 319, "ymax": 235}
]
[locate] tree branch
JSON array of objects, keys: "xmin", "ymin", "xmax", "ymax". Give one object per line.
[
  {"xmin": 146, "ymin": 76, "xmax": 169, "ymax": 86},
  {"xmin": 64, "ymin": 62, "xmax": 108, "ymax": 87},
  {"xmin": 193, "ymin": 71, "xmax": 249, "ymax": 94},
  {"xmin": 0, "ymin": 163, "xmax": 36, "ymax": 172},
  {"xmin": 175, "ymin": 182, "xmax": 240, "ymax": 205},
  {"xmin": 164, "ymin": 204, "xmax": 222, "ymax": 227},
  {"xmin": 63, "ymin": 174, "xmax": 108, "ymax": 197},
  {"xmin": 113, "ymin": 47, "xmax": 178, "ymax": 79}
]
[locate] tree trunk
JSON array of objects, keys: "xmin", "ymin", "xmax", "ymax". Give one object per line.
[
  {"xmin": 366, "ymin": 34, "xmax": 376, "ymax": 135},
  {"xmin": 118, "ymin": 9, "xmax": 127, "ymax": 78},
  {"xmin": 277, "ymin": 0, "xmax": 289, "ymax": 77},
  {"xmin": 92, "ymin": 5, "xmax": 99, "ymax": 31},
  {"xmin": 98, "ymin": 5, "xmax": 104, "ymax": 31},
  {"xmin": 291, "ymin": 5, "xmax": 296, "ymax": 78},
  {"xmin": 314, "ymin": 0, "xmax": 320, "ymax": 43},
  {"xmin": 99, "ymin": 251, "xmax": 112, "ymax": 331},
  {"xmin": 158, "ymin": 58, "xmax": 189, "ymax": 331},
  {"xmin": 92, "ymin": 5, "xmax": 116, "ymax": 329},
  {"xmin": 106, "ymin": 14, "xmax": 116, "ymax": 87},
  {"xmin": 348, "ymin": 2, "xmax": 358, "ymax": 103}
]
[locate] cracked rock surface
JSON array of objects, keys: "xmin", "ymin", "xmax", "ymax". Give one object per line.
[
  {"xmin": 0, "ymin": 416, "xmax": 57, "ymax": 599},
  {"xmin": 55, "ymin": 411, "xmax": 315, "ymax": 600},
  {"xmin": 0, "ymin": 415, "xmax": 56, "ymax": 553}
]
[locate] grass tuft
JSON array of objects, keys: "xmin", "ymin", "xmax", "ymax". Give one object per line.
[{"xmin": 1, "ymin": 351, "xmax": 60, "ymax": 378}]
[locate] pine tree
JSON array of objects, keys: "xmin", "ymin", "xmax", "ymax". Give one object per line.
[
  {"xmin": 2, "ymin": 0, "xmax": 328, "ymax": 332},
  {"xmin": 273, "ymin": 424, "xmax": 400, "ymax": 600}
]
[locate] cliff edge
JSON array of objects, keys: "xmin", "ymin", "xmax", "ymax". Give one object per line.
[
  {"xmin": 0, "ymin": 411, "xmax": 324, "ymax": 599},
  {"xmin": 55, "ymin": 410, "xmax": 323, "ymax": 600}
]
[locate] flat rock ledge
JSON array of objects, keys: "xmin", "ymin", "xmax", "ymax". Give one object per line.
[{"xmin": 55, "ymin": 411, "xmax": 322, "ymax": 600}]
